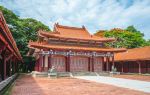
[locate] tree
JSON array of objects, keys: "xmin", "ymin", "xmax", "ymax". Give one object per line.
[
  {"xmin": 95, "ymin": 27, "xmax": 148, "ymax": 49},
  {"xmin": 0, "ymin": 6, "xmax": 51, "ymax": 56},
  {"xmin": 126, "ymin": 25, "xmax": 139, "ymax": 32},
  {"xmin": 0, "ymin": 6, "xmax": 51, "ymax": 72},
  {"xmin": 104, "ymin": 30, "xmax": 147, "ymax": 48},
  {"xmin": 125, "ymin": 25, "xmax": 144, "ymax": 36}
]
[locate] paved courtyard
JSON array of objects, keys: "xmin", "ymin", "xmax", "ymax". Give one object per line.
[
  {"xmin": 75, "ymin": 76, "xmax": 150, "ymax": 93},
  {"xmin": 113, "ymin": 74, "xmax": 150, "ymax": 82},
  {"xmin": 11, "ymin": 74, "xmax": 149, "ymax": 95}
]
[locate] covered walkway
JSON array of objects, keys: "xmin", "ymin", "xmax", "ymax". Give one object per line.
[{"xmin": 0, "ymin": 11, "xmax": 22, "ymax": 81}]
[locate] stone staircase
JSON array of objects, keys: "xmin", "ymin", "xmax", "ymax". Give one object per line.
[
  {"xmin": 32, "ymin": 72, "xmax": 48, "ymax": 77},
  {"xmin": 71, "ymin": 72, "xmax": 97, "ymax": 76},
  {"xmin": 32, "ymin": 71, "xmax": 110, "ymax": 78},
  {"xmin": 96, "ymin": 71, "xmax": 110, "ymax": 76},
  {"xmin": 57, "ymin": 72, "xmax": 71, "ymax": 77}
]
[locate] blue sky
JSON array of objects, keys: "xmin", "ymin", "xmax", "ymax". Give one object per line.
[{"xmin": 0, "ymin": 0, "xmax": 150, "ymax": 39}]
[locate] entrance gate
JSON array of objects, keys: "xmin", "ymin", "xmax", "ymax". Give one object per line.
[
  {"xmin": 70, "ymin": 56, "xmax": 88, "ymax": 72},
  {"xmin": 94, "ymin": 57, "xmax": 103, "ymax": 72},
  {"xmin": 51, "ymin": 56, "xmax": 66, "ymax": 72}
]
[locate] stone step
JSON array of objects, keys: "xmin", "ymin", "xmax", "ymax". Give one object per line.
[
  {"xmin": 32, "ymin": 72, "xmax": 48, "ymax": 77},
  {"xmin": 57, "ymin": 72, "xmax": 71, "ymax": 77},
  {"xmin": 72, "ymin": 72, "xmax": 97, "ymax": 76},
  {"xmin": 32, "ymin": 71, "xmax": 111, "ymax": 77},
  {"xmin": 96, "ymin": 72, "xmax": 110, "ymax": 76}
]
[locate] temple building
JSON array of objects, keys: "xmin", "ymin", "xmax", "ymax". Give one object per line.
[
  {"xmin": 28, "ymin": 23, "xmax": 126, "ymax": 72},
  {"xmin": 0, "ymin": 11, "xmax": 22, "ymax": 81},
  {"xmin": 115, "ymin": 46, "xmax": 150, "ymax": 74}
]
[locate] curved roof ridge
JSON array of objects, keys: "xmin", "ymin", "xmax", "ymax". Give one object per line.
[{"xmin": 55, "ymin": 23, "xmax": 85, "ymax": 30}]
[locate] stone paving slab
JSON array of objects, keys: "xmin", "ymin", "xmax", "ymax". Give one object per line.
[
  {"xmin": 11, "ymin": 74, "xmax": 149, "ymax": 95},
  {"xmin": 113, "ymin": 75, "xmax": 150, "ymax": 82},
  {"xmin": 75, "ymin": 76, "xmax": 150, "ymax": 93}
]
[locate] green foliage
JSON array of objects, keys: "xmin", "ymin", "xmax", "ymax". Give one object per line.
[
  {"xmin": 0, "ymin": 6, "xmax": 51, "ymax": 56},
  {"xmin": 125, "ymin": 25, "xmax": 144, "ymax": 36},
  {"xmin": 21, "ymin": 56, "xmax": 36, "ymax": 72},
  {"xmin": 104, "ymin": 26, "xmax": 148, "ymax": 48},
  {"xmin": 105, "ymin": 31, "xmax": 146, "ymax": 48},
  {"xmin": 0, "ymin": 6, "xmax": 51, "ymax": 72},
  {"xmin": 126, "ymin": 25, "xmax": 140, "ymax": 32},
  {"xmin": 145, "ymin": 39, "xmax": 150, "ymax": 46}
]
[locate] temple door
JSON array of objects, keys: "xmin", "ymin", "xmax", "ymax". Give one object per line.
[
  {"xmin": 70, "ymin": 56, "xmax": 88, "ymax": 72},
  {"xmin": 51, "ymin": 56, "xmax": 65, "ymax": 72},
  {"xmin": 94, "ymin": 57, "xmax": 103, "ymax": 72}
]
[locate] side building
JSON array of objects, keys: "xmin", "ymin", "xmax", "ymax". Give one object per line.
[
  {"xmin": 0, "ymin": 11, "xmax": 22, "ymax": 81},
  {"xmin": 115, "ymin": 46, "xmax": 150, "ymax": 74},
  {"xmin": 28, "ymin": 23, "xmax": 126, "ymax": 72}
]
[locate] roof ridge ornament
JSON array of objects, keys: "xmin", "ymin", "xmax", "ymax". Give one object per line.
[{"xmin": 82, "ymin": 25, "xmax": 85, "ymax": 29}]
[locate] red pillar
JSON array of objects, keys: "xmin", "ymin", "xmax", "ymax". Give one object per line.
[
  {"xmin": 138, "ymin": 61, "xmax": 141, "ymax": 74},
  {"xmin": 101, "ymin": 57, "xmax": 104, "ymax": 71},
  {"xmin": 88, "ymin": 57, "xmax": 91, "ymax": 71},
  {"xmin": 65, "ymin": 55, "xmax": 70, "ymax": 72},
  {"xmin": 4, "ymin": 60, "xmax": 6, "ymax": 79},
  {"xmin": 112, "ymin": 55, "xmax": 114, "ymax": 71},
  {"xmin": 48, "ymin": 54, "xmax": 52, "ymax": 69},
  {"xmin": 68, "ymin": 55, "xmax": 70, "ymax": 72},
  {"xmin": 39, "ymin": 55, "xmax": 43, "ymax": 72},
  {"xmin": 106, "ymin": 57, "xmax": 109, "ymax": 71},
  {"xmin": 91, "ymin": 56, "xmax": 94, "ymax": 72},
  {"xmin": 65, "ymin": 56, "xmax": 68, "ymax": 72},
  {"xmin": 37, "ymin": 58, "xmax": 40, "ymax": 71},
  {"xmin": 9, "ymin": 59, "xmax": 12, "ymax": 76},
  {"xmin": 43, "ymin": 55, "xmax": 45, "ymax": 71},
  {"xmin": 121, "ymin": 62, "xmax": 124, "ymax": 73},
  {"xmin": 14, "ymin": 60, "xmax": 16, "ymax": 74}
]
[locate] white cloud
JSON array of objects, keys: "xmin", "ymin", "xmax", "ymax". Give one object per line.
[{"xmin": 0, "ymin": 0, "xmax": 150, "ymax": 39}]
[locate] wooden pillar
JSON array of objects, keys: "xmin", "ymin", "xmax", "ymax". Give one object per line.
[
  {"xmin": 65, "ymin": 55, "xmax": 70, "ymax": 72},
  {"xmin": 146, "ymin": 61, "xmax": 148, "ymax": 73},
  {"xmin": 121, "ymin": 62, "xmax": 124, "ymax": 73},
  {"xmin": 88, "ymin": 57, "xmax": 91, "ymax": 72},
  {"xmin": 16, "ymin": 60, "xmax": 18, "ymax": 73},
  {"xmin": 9, "ymin": 59, "xmax": 12, "ymax": 76},
  {"xmin": 112, "ymin": 55, "xmax": 114, "ymax": 71},
  {"xmin": 101, "ymin": 57, "xmax": 104, "ymax": 71},
  {"xmin": 68, "ymin": 55, "xmax": 70, "ymax": 72},
  {"xmin": 39, "ymin": 55, "xmax": 43, "ymax": 72},
  {"xmin": 48, "ymin": 54, "xmax": 52, "ymax": 69},
  {"xmin": 43, "ymin": 55, "xmax": 45, "ymax": 71},
  {"xmin": 13, "ymin": 58, "xmax": 15, "ymax": 74},
  {"xmin": 4, "ymin": 59, "xmax": 6, "ymax": 79},
  {"xmin": 106, "ymin": 57, "xmax": 109, "ymax": 71},
  {"xmin": 38, "ymin": 58, "xmax": 40, "ymax": 71},
  {"xmin": 91, "ymin": 56, "xmax": 94, "ymax": 72},
  {"xmin": 65, "ymin": 56, "xmax": 68, "ymax": 72},
  {"xmin": 138, "ymin": 61, "xmax": 141, "ymax": 74}
]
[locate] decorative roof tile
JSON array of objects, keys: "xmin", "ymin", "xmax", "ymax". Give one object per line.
[
  {"xmin": 28, "ymin": 41, "xmax": 126, "ymax": 53},
  {"xmin": 39, "ymin": 23, "xmax": 115, "ymax": 42},
  {"xmin": 115, "ymin": 46, "xmax": 150, "ymax": 61}
]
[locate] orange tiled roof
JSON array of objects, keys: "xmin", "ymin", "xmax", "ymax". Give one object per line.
[
  {"xmin": 0, "ymin": 11, "xmax": 22, "ymax": 60},
  {"xmin": 28, "ymin": 41, "xmax": 126, "ymax": 53},
  {"xmin": 115, "ymin": 46, "xmax": 150, "ymax": 61},
  {"xmin": 39, "ymin": 23, "xmax": 115, "ymax": 42}
]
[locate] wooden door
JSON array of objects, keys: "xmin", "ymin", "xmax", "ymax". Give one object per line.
[
  {"xmin": 94, "ymin": 57, "xmax": 102, "ymax": 72},
  {"xmin": 51, "ymin": 56, "xmax": 65, "ymax": 72},
  {"xmin": 70, "ymin": 56, "xmax": 88, "ymax": 72}
]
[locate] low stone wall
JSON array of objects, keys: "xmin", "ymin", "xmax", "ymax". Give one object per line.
[{"xmin": 0, "ymin": 74, "xmax": 18, "ymax": 94}]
